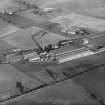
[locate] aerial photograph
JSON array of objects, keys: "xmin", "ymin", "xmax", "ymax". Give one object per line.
[{"xmin": 0, "ymin": 0, "xmax": 105, "ymax": 105}]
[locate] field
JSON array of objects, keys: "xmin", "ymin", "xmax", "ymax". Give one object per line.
[
  {"xmin": 2, "ymin": 26, "xmax": 42, "ymax": 49},
  {"xmin": 3, "ymin": 79, "xmax": 97, "ymax": 105},
  {"xmin": 0, "ymin": 20, "xmax": 21, "ymax": 38},
  {"xmin": 50, "ymin": 13, "xmax": 105, "ymax": 32},
  {"xmin": 1, "ymin": 0, "xmax": 105, "ymax": 105}
]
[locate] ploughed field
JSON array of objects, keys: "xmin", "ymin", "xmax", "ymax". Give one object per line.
[{"xmin": 0, "ymin": 0, "xmax": 105, "ymax": 105}]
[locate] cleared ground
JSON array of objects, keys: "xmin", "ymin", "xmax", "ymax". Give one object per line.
[
  {"xmin": 0, "ymin": 39, "xmax": 15, "ymax": 56},
  {"xmin": 50, "ymin": 0, "xmax": 105, "ymax": 19},
  {"xmin": 50, "ymin": 13, "xmax": 105, "ymax": 32},
  {"xmin": 19, "ymin": 8, "xmax": 71, "ymax": 22},
  {"xmin": 2, "ymin": 26, "xmax": 42, "ymax": 49},
  {"xmin": 3, "ymin": 79, "xmax": 97, "ymax": 105},
  {"xmin": 0, "ymin": 64, "xmax": 44, "ymax": 101},
  {"xmin": 19, "ymin": 0, "xmax": 72, "ymax": 6},
  {"xmin": 1, "ymin": 0, "xmax": 105, "ymax": 105},
  {"xmin": 2, "ymin": 26, "xmax": 68, "ymax": 49},
  {"xmin": 0, "ymin": 0, "xmax": 26, "ymax": 13},
  {"xmin": 73, "ymin": 65, "xmax": 105, "ymax": 102},
  {"xmin": 0, "ymin": 20, "xmax": 21, "ymax": 38}
]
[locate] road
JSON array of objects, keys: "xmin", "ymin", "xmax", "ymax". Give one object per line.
[
  {"xmin": 0, "ymin": 0, "xmax": 105, "ymax": 104},
  {"xmin": 1, "ymin": 45, "xmax": 104, "ymax": 105}
]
